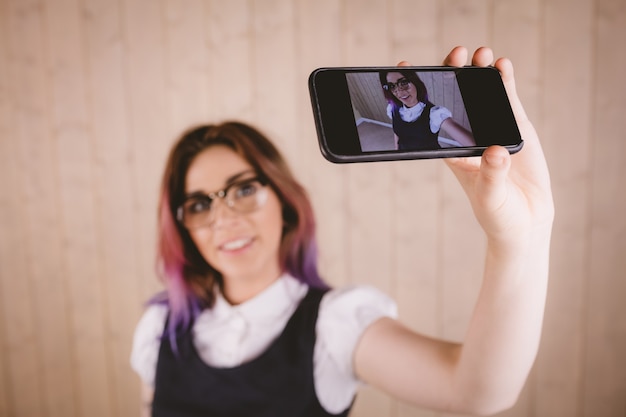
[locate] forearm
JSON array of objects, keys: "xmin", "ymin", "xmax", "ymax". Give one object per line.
[
  {"xmin": 140, "ymin": 383, "xmax": 153, "ymax": 417},
  {"xmin": 441, "ymin": 118, "xmax": 476, "ymax": 146},
  {"xmin": 452, "ymin": 225, "xmax": 552, "ymax": 414}
]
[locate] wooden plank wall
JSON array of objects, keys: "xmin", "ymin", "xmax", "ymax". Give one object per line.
[{"xmin": 0, "ymin": 1, "xmax": 624, "ymax": 416}]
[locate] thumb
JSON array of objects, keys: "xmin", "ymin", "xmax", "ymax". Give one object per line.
[{"xmin": 477, "ymin": 146, "xmax": 511, "ymax": 211}]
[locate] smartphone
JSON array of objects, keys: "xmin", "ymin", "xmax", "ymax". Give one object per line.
[{"xmin": 308, "ymin": 66, "xmax": 522, "ymax": 163}]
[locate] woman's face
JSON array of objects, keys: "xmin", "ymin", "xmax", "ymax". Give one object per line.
[
  {"xmin": 386, "ymin": 72, "xmax": 419, "ymax": 108},
  {"xmin": 184, "ymin": 145, "xmax": 283, "ymax": 296}
]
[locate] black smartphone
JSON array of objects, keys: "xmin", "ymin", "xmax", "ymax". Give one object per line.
[{"xmin": 308, "ymin": 66, "xmax": 522, "ymax": 163}]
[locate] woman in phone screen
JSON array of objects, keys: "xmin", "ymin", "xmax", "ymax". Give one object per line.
[
  {"xmin": 130, "ymin": 46, "xmax": 553, "ymax": 417},
  {"xmin": 380, "ymin": 69, "xmax": 476, "ymax": 150}
]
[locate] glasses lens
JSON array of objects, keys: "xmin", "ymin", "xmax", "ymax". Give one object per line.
[
  {"xmin": 180, "ymin": 196, "xmax": 212, "ymax": 228},
  {"xmin": 397, "ymin": 79, "xmax": 410, "ymax": 90},
  {"xmin": 227, "ymin": 179, "xmax": 268, "ymax": 213},
  {"xmin": 385, "ymin": 78, "xmax": 410, "ymax": 93}
]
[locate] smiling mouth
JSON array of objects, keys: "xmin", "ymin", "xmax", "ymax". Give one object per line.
[{"xmin": 220, "ymin": 237, "xmax": 253, "ymax": 251}]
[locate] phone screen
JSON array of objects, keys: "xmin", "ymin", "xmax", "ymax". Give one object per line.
[{"xmin": 309, "ymin": 66, "xmax": 522, "ymax": 163}]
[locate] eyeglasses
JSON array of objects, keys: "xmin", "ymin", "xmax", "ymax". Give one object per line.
[
  {"xmin": 177, "ymin": 176, "xmax": 269, "ymax": 229},
  {"xmin": 383, "ymin": 78, "xmax": 411, "ymax": 93}
]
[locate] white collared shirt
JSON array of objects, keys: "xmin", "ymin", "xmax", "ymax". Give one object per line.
[
  {"xmin": 386, "ymin": 102, "xmax": 452, "ymax": 133},
  {"xmin": 130, "ymin": 274, "xmax": 397, "ymax": 414}
]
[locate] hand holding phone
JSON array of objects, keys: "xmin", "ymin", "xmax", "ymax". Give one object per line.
[
  {"xmin": 437, "ymin": 47, "xmax": 553, "ymax": 242},
  {"xmin": 309, "ymin": 65, "xmax": 522, "ymax": 163}
]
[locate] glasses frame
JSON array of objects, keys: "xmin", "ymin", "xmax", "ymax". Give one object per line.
[
  {"xmin": 176, "ymin": 175, "xmax": 269, "ymax": 229},
  {"xmin": 383, "ymin": 77, "xmax": 411, "ymax": 93}
]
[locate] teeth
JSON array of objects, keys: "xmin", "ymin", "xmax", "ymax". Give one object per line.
[{"xmin": 221, "ymin": 238, "xmax": 251, "ymax": 251}]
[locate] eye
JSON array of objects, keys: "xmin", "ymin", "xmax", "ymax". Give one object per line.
[
  {"xmin": 234, "ymin": 180, "xmax": 260, "ymax": 199},
  {"xmin": 398, "ymin": 79, "xmax": 410, "ymax": 87},
  {"xmin": 186, "ymin": 196, "xmax": 212, "ymax": 214}
]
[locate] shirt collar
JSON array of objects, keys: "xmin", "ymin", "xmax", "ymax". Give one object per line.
[
  {"xmin": 399, "ymin": 101, "xmax": 426, "ymax": 122},
  {"xmin": 211, "ymin": 274, "xmax": 308, "ymax": 324}
]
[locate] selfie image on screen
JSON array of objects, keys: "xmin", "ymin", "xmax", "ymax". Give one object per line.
[{"xmin": 346, "ymin": 70, "xmax": 476, "ymax": 152}]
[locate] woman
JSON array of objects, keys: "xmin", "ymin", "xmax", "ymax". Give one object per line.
[
  {"xmin": 380, "ymin": 69, "xmax": 476, "ymax": 150},
  {"xmin": 131, "ymin": 46, "xmax": 554, "ymax": 417}
]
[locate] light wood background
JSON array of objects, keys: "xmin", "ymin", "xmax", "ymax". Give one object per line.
[{"xmin": 0, "ymin": 1, "xmax": 624, "ymax": 416}]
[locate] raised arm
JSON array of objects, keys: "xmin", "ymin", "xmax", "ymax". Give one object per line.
[
  {"xmin": 440, "ymin": 117, "xmax": 476, "ymax": 146},
  {"xmin": 353, "ymin": 46, "xmax": 554, "ymax": 416}
]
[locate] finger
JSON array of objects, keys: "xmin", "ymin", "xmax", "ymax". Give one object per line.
[
  {"xmin": 494, "ymin": 57, "xmax": 548, "ymax": 179},
  {"xmin": 444, "ymin": 154, "xmax": 480, "ymax": 171},
  {"xmin": 471, "ymin": 47, "xmax": 494, "ymax": 67},
  {"xmin": 494, "ymin": 57, "xmax": 529, "ymax": 123},
  {"xmin": 443, "ymin": 46, "xmax": 468, "ymax": 67},
  {"xmin": 443, "ymin": 155, "xmax": 480, "ymax": 194},
  {"xmin": 476, "ymin": 146, "xmax": 511, "ymax": 210},
  {"xmin": 397, "ymin": 60, "xmax": 411, "ymax": 67}
]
